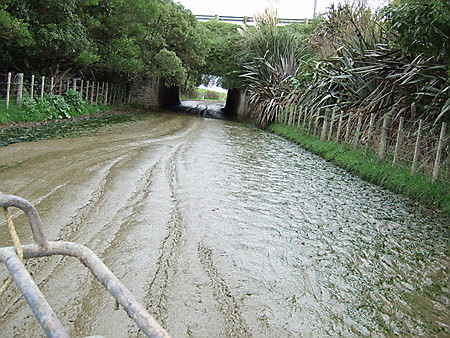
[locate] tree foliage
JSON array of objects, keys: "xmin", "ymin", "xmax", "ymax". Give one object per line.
[
  {"xmin": 239, "ymin": 3, "xmax": 449, "ymax": 126},
  {"xmin": 199, "ymin": 20, "xmax": 242, "ymax": 89},
  {"xmin": 239, "ymin": 9, "xmax": 315, "ymax": 126},
  {"xmin": 0, "ymin": 0, "xmax": 209, "ymax": 88},
  {"xmin": 382, "ymin": 0, "xmax": 450, "ymax": 64}
]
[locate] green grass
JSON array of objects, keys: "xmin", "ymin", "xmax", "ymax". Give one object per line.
[
  {"xmin": 0, "ymin": 102, "xmax": 113, "ymax": 125},
  {"xmin": 181, "ymin": 88, "xmax": 227, "ymax": 101},
  {"xmin": 268, "ymin": 123, "xmax": 450, "ymax": 217}
]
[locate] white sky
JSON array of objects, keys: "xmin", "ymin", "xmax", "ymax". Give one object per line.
[{"xmin": 176, "ymin": 0, "xmax": 389, "ymax": 19}]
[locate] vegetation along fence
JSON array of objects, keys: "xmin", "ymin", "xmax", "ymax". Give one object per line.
[
  {"xmin": 0, "ymin": 72, "xmax": 130, "ymax": 108},
  {"xmin": 279, "ymin": 107, "xmax": 449, "ymax": 185}
]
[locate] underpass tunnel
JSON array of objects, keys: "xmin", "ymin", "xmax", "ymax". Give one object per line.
[{"xmin": 157, "ymin": 76, "xmax": 243, "ymax": 120}]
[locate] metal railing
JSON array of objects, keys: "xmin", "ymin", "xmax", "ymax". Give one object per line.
[
  {"xmin": 195, "ymin": 14, "xmax": 310, "ymax": 25},
  {"xmin": 0, "ymin": 194, "xmax": 170, "ymax": 338}
]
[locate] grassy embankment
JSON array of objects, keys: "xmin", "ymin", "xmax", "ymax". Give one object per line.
[
  {"xmin": 181, "ymin": 87, "xmax": 227, "ymax": 101},
  {"xmin": 0, "ymin": 101, "xmax": 112, "ymax": 125},
  {"xmin": 268, "ymin": 123, "xmax": 450, "ymax": 218}
]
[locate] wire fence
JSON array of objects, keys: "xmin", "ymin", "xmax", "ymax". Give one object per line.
[
  {"xmin": 279, "ymin": 107, "xmax": 450, "ymax": 186},
  {"xmin": 0, "ymin": 72, "xmax": 130, "ymax": 109}
]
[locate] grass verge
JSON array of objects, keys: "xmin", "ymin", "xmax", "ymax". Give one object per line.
[
  {"xmin": 180, "ymin": 87, "xmax": 227, "ymax": 101},
  {"xmin": 0, "ymin": 102, "xmax": 113, "ymax": 125},
  {"xmin": 268, "ymin": 123, "xmax": 450, "ymax": 218}
]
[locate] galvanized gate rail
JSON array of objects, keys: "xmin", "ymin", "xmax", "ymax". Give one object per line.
[{"xmin": 0, "ymin": 194, "xmax": 170, "ymax": 338}]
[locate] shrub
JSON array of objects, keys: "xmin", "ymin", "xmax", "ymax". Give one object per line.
[{"xmin": 64, "ymin": 89, "xmax": 85, "ymax": 113}]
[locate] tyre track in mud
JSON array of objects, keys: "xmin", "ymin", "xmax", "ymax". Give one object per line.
[
  {"xmin": 197, "ymin": 244, "xmax": 251, "ymax": 338},
  {"xmin": 0, "ymin": 115, "xmax": 203, "ymax": 336},
  {"xmin": 144, "ymin": 119, "xmax": 204, "ymax": 328},
  {"xmin": 0, "ymin": 152, "xmax": 138, "ymax": 335},
  {"xmin": 70, "ymin": 157, "xmax": 161, "ymax": 337},
  {"xmin": 145, "ymin": 144, "xmax": 188, "ymax": 327},
  {"xmin": 0, "ymin": 156, "xmax": 119, "ymax": 326}
]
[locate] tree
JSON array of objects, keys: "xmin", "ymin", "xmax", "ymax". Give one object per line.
[
  {"xmin": 199, "ymin": 20, "xmax": 242, "ymax": 89},
  {"xmin": 382, "ymin": 0, "xmax": 450, "ymax": 64}
]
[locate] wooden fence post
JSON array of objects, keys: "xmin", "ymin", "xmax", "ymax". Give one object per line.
[
  {"xmin": 433, "ymin": 122, "xmax": 447, "ymax": 182},
  {"xmin": 314, "ymin": 114, "xmax": 320, "ymax": 138},
  {"xmin": 307, "ymin": 110, "xmax": 313, "ymax": 134},
  {"xmin": 30, "ymin": 74, "xmax": 35, "ymax": 99},
  {"xmin": 378, "ymin": 113, "xmax": 391, "ymax": 161},
  {"xmin": 335, "ymin": 113, "xmax": 343, "ymax": 143},
  {"xmin": 50, "ymin": 77, "xmax": 54, "ymax": 94},
  {"xmin": 108, "ymin": 83, "xmax": 112, "ymax": 104},
  {"xmin": 101, "ymin": 82, "xmax": 105, "ymax": 102},
  {"xmin": 90, "ymin": 82, "xmax": 95, "ymax": 104},
  {"xmin": 40, "ymin": 76, "xmax": 45, "ymax": 99},
  {"xmin": 95, "ymin": 82, "xmax": 100, "ymax": 104},
  {"xmin": 345, "ymin": 113, "xmax": 352, "ymax": 143},
  {"xmin": 289, "ymin": 106, "xmax": 295, "ymax": 125},
  {"xmin": 392, "ymin": 116, "xmax": 404, "ymax": 167},
  {"xmin": 85, "ymin": 80, "xmax": 90, "ymax": 101},
  {"xmin": 17, "ymin": 73, "xmax": 24, "ymax": 106},
  {"xmin": 120, "ymin": 85, "xmax": 125, "ymax": 104},
  {"xmin": 72, "ymin": 78, "xmax": 77, "ymax": 91},
  {"xmin": 120, "ymin": 85, "xmax": 125, "ymax": 103},
  {"xmin": 283, "ymin": 107, "xmax": 288, "ymax": 124},
  {"xmin": 353, "ymin": 114, "xmax": 363, "ymax": 150},
  {"xmin": 410, "ymin": 119, "xmax": 423, "ymax": 176},
  {"xmin": 80, "ymin": 80, "xmax": 84, "ymax": 95},
  {"xmin": 367, "ymin": 113, "xmax": 376, "ymax": 148},
  {"xmin": 104, "ymin": 82, "xmax": 109, "ymax": 105},
  {"xmin": 327, "ymin": 109, "xmax": 336, "ymax": 141},
  {"xmin": 297, "ymin": 107, "xmax": 303, "ymax": 128},
  {"xmin": 6, "ymin": 72, "xmax": 11, "ymax": 108},
  {"xmin": 66, "ymin": 79, "xmax": 70, "ymax": 93},
  {"xmin": 321, "ymin": 109, "xmax": 330, "ymax": 141},
  {"xmin": 58, "ymin": 78, "xmax": 63, "ymax": 95}
]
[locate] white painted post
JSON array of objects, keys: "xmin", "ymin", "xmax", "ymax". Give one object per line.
[
  {"xmin": 80, "ymin": 80, "xmax": 83, "ymax": 95},
  {"xmin": 50, "ymin": 77, "xmax": 54, "ymax": 94},
  {"xmin": 66, "ymin": 79, "xmax": 70, "ymax": 93},
  {"xmin": 30, "ymin": 74, "xmax": 35, "ymax": 99},
  {"xmin": 6, "ymin": 72, "xmax": 11, "ymax": 108},
  {"xmin": 410, "ymin": 119, "xmax": 423, "ymax": 176},
  {"xmin": 433, "ymin": 122, "xmax": 447, "ymax": 182},
  {"xmin": 73, "ymin": 78, "xmax": 77, "ymax": 91},
  {"xmin": 392, "ymin": 116, "xmax": 404, "ymax": 167},
  {"xmin": 17, "ymin": 73, "xmax": 24, "ymax": 106},
  {"xmin": 58, "ymin": 78, "xmax": 63, "ymax": 95},
  {"xmin": 40, "ymin": 76, "xmax": 45, "ymax": 99}
]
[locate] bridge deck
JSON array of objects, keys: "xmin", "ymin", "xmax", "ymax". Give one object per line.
[{"xmin": 195, "ymin": 14, "xmax": 311, "ymax": 25}]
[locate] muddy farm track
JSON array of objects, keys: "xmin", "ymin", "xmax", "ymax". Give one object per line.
[{"xmin": 0, "ymin": 112, "xmax": 448, "ymax": 337}]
